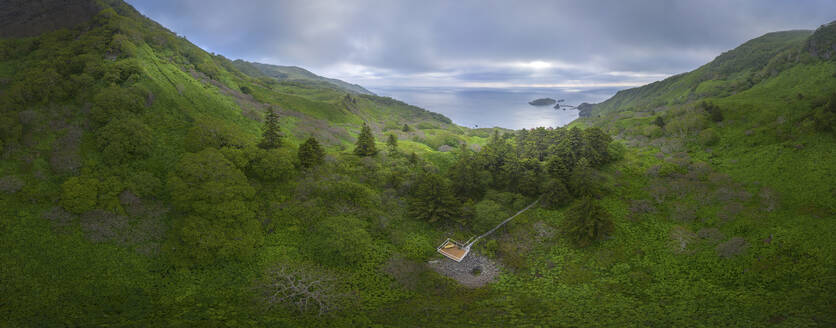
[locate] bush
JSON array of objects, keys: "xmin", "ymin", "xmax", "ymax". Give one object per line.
[
  {"xmin": 167, "ymin": 148, "xmax": 261, "ymax": 264},
  {"xmin": 96, "ymin": 117, "xmax": 153, "ymax": 164},
  {"xmin": 90, "ymin": 84, "xmax": 145, "ymax": 125},
  {"xmin": 0, "ymin": 175, "xmax": 25, "ymax": 194},
  {"xmin": 249, "ymin": 148, "xmax": 295, "ymax": 181},
  {"xmin": 401, "ymin": 233, "xmax": 433, "ymax": 260},
  {"xmin": 312, "ymin": 216, "xmax": 373, "ymax": 266},
  {"xmin": 472, "ymin": 199, "xmax": 507, "ymax": 232},
  {"xmin": 184, "ymin": 118, "xmax": 249, "ymax": 152},
  {"xmin": 698, "ymin": 128, "xmax": 720, "ymax": 146},
  {"xmin": 60, "ymin": 177, "xmax": 100, "ymax": 214}
]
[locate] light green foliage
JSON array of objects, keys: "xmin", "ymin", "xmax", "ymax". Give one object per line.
[
  {"xmin": 167, "ymin": 148, "xmax": 261, "ymax": 264},
  {"xmin": 354, "ymin": 123, "xmax": 377, "ymax": 156},
  {"xmin": 312, "ymin": 216, "xmax": 373, "ymax": 266},
  {"xmin": 249, "ymin": 148, "xmax": 295, "ymax": 181},
  {"xmin": 698, "ymin": 128, "xmax": 720, "ymax": 146},
  {"xmin": 60, "ymin": 176, "xmax": 99, "ymax": 214},
  {"xmin": 472, "ymin": 199, "xmax": 506, "ymax": 232},
  {"xmin": 184, "ymin": 118, "xmax": 250, "ymax": 152},
  {"xmin": 298, "ymin": 137, "xmax": 325, "ymax": 168},
  {"xmin": 96, "ymin": 117, "xmax": 153, "ymax": 164},
  {"xmin": 90, "ymin": 84, "xmax": 145, "ymax": 125}
]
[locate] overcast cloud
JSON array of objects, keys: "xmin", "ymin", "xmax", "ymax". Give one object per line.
[{"xmin": 126, "ymin": 0, "xmax": 836, "ymax": 89}]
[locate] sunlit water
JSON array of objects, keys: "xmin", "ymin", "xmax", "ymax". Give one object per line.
[{"xmin": 370, "ymin": 86, "xmax": 620, "ymax": 130}]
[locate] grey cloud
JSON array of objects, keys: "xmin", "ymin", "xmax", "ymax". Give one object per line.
[{"xmin": 127, "ymin": 0, "xmax": 836, "ymax": 88}]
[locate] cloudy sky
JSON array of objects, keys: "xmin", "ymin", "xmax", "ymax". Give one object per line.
[{"xmin": 127, "ymin": 0, "xmax": 835, "ymax": 89}]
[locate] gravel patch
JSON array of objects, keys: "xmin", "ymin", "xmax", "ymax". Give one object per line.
[{"xmin": 428, "ymin": 253, "xmax": 501, "ymax": 288}]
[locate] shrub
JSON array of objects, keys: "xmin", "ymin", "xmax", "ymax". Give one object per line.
[
  {"xmin": 0, "ymin": 175, "xmax": 25, "ymax": 194},
  {"xmin": 249, "ymin": 148, "xmax": 295, "ymax": 181},
  {"xmin": 60, "ymin": 176, "xmax": 100, "ymax": 214},
  {"xmin": 167, "ymin": 148, "xmax": 261, "ymax": 264},
  {"xmin": 472, "ymin": 199, "xmax": 507, "ymax": 232},
  {"xmin": 698, "ymin": 128, "xmax": 720, "ymax": 146},
  {"xmin": 312, "ymin": 216, "xmax": 373, "ymax": 266},
  {"xmin": 184, "ymin": 118, "xmax": 249, "ymax": 152},
  {"xmin": 716, "ymin": 237, "xmax": 748, "ymax": 258},
  {"xmin": 96, "ymin": 117, "xmax": 153, "ymax": 164},
  {"xmin": 257, "ymin": 265, "xmax": 344, "ymax": 316},
  {"xmin": 90, "ymin": 84, "xmax": 145, "ymax": 125},
  {"xmin": 401, "ymin": 233, "xmax": 433, "ymax": 260}
]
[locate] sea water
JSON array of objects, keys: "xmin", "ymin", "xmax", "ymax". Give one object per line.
[{"xmin": 370, "ymin": 86, "xmax": 619, "ymax": 130}]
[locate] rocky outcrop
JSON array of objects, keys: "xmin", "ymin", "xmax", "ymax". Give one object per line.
[
  {"xmin": 528, "ymin": 98, "xmax": 557, "ymax": 106},
  {"xmin": 0, "ymin": 0, "xmax": 101, "ymax": 38},
  {"xmin": 577, "ymin": 102, "xmax": 595, "ymax": 117},
  {"xmin": 806, "ymin": 21, "xmax": 836, "ymax": 60}
]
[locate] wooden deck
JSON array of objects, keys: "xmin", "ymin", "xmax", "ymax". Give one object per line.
[{"xmin": 437, "ymin": 239, "xmax": 469, "ymax": 262}]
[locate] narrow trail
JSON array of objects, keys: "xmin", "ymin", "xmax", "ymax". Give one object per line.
[{"xmin": 467, "ymin": 195, "xmax": 542, "ymax": 248}]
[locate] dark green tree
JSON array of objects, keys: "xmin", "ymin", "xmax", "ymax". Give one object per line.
[
  {"xmin": 258, "ymin": 107, "xmax": 282, "ymax": 149},
  {"xmin": 402, "ymin": 123, "xmax": 411, "ymax": 132},
  {"xmin": 386, "ymin": 133, "xmax": 398, "ymax": 154},
  {"xmin": 569, "ymin": 157, "xmax": 603, "ymax": 198},
  {"xmin": 546, "ymin": 153, "xmax": 571, "ymax": 183},
  {"xmin": 449, "ymin": 144, "xmax": 490, "ymax": 199},
  {"xmin": 298, "ymin": 137, "xmax": 325, "ymax": 168},
  {"xmin": 542, "ymin": 178, "xmax": 571, "ymax": 209},
  {"xmin": 354, "ymin": 123, "xmax": 377, "ymax": 156},
  {"xmin": 408, "ymin": 152, "xmax": 419, "ymax": 165},
  {"xmin": 654, "ymin": 116, "xmax": 666, "ymax": 128},
  {"xmin": 409, "ymin": 172, "xmax": 459, "ymax": 223},
  {"xmin": 564, "ymin": 196, "xmax": 613, "ymax": 248}
]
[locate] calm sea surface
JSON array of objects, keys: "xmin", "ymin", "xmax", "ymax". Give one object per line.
[{"xmin": 370, "ymin": 86, "xmax": 620, "ymax": 130}]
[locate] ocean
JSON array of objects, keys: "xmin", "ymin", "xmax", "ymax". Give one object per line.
[{"xmin": 370, "ymin": 86, "xmax": 620, "ymax": 130}]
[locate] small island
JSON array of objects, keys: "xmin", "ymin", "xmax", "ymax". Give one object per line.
[{"xmin": 528, "ymin": 98, "xmax": 557, "ymax": 106}]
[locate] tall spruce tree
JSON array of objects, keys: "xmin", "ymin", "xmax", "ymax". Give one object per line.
[
  {"xmin": 259, "ymin": 107, "xmax": 282, "ymax": 149},
  {"xmin": 298, "ymin": 136, "xmax": 325, "ymax": 168},
  {"xmin": 386, "ymin": 133, "xmax": 398, "ymax": 154},
  {"xmin": 564, "ymin": 196, "xmax": 613, "ymax": 248},
  {"xmin": 408, "ymin": 172, "xmax": 460, "ymax": 223},
  {"xmin": 354, "ymin": 123, "xmax": 377, "ymax": 156}
]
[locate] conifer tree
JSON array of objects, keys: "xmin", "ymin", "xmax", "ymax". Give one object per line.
[
  {"xmin": 386, "ymin": 133, "xmax": 398, "ymax": 154},
  {"xmin": 402, "ymin": 123, "xmax": 411, "ymax": 132},
  {"xmin": 298, "ymin": 136, "xmax": 325, "ymax": 168},
  {"xmin": 408, "ymin": 172, "xmax": 459, "ymax": 223},
  {"xmin": 353, "ymin": 123, "xmax": 377, "ymax": 156},
  {"xmin": 564, "ymin": 196, "xmax": 613, "ymax": 248},
  {"xmin": 259, "ymin": 107, "xmax": 282, "ymax": 149}
]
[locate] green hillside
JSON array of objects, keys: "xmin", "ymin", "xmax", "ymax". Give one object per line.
[
  {"xmin": 232, "ymin": 60, "xmax": 375, "ymax": 96},
  {"xmin": 1, "ymin": 0, "xmax": 834, "ymax": 327},
  {"xmin": 587, "ymin": 30, "xmax": 814, "ymax": 115}
]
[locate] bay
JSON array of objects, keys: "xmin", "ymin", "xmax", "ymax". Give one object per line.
[{"xmin": 370, "ymin": 86, "xmax": 620, "ymax": 130}]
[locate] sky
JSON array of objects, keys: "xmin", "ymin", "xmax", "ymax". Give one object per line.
[{"xmin": 126, "ymin": 0, "xmax": 836, "ymax": 90}]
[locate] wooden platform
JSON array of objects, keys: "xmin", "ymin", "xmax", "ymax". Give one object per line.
[{"xmin": 437, "ymin": 239, "xmax": 470, "ymax": 262}]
